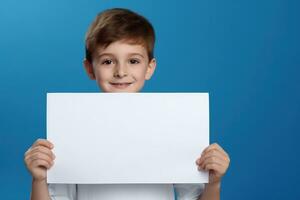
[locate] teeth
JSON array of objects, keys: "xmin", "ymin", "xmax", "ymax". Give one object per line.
[{"xmin": 111, "ymin": 83, "xmax": 131, "ymax": 86}]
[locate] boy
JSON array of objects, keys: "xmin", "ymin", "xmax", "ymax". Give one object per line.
[{"xmin": 24, "ymin": 8, "xmax": 230, "ymax": 200}]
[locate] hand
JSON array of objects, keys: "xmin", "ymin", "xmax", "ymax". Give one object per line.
[
  {"xmin": 195, "ymin": 143, "xmax": 230, "ymax": 184},
  {"xmin": 24, "ymin": 138, "xmax": 56, "ymax": 182}
]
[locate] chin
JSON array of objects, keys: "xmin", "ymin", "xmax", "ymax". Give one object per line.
[{"xmin": 99, "ymin": 83, "xmax": 142, "ymax": 93}]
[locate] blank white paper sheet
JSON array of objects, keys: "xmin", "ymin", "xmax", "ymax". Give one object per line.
[{"xmin": 47, "ymin": 93, "xmax": 209, "ymax": 184}]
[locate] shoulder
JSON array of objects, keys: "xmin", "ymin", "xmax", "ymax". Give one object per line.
[
  {"xmin": 48, "ymin": 184, "xmax": 76, "ymax": 199},
  {"xmin": 174, "ymin": 184, "xmax": 205, "ymax": 199}
]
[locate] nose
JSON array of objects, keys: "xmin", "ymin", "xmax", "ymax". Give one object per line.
[{"xmin": 113, "ymin": 63, "xmax": 128, "ymax": 78}]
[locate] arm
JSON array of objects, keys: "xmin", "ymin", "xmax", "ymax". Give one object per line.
[
  {"xmin": 24, "ymin": 139, "xmax": 55, "ymax": 200},
  {"xmin": 195, "ymin": 143, "xmax": 230, "ymax": 200},
  {"xmin": 30, "ymin": 179, "xmax": 51, "ymax": 200},
  {"xmin": 197, "ymin": 182, "xmax": 220, "ymax": 200}
]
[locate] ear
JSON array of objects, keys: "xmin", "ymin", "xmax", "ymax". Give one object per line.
[
  {"xmin": 83, "ymin": 59, "xmax": 96, "ymax": 80},
  {"xmin": 145, "ymin": 58, "xmax": 157, "ymax": 80}
]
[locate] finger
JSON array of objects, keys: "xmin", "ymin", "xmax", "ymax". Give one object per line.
[
  {"xmin": 199, "ymin": 158, "xmax": 228, "ymax": 175},
  {"xmin": 200, "ymin": 156, "xmax": 226, "ymax": 169},
  {"xmin": 201, "ymin": 143, "xmax": 223, "ymax": 155},
  {"xmin": 203, "ymin": 143, "xmax": 226, "ymax": 153},
  {"xmin": 27, "ymin": 151, "xmax": 54, "ymax": 164},
  {"xmin": 197, "ymin": 149, "xmax": 229, "ymax": 165},
  {"xmin": 198, "ymin": 163, "xmax": 221, "ymax": 174},
  {"xmin": 26, "ymin": 152, "xmax": 54, "ymax": 167},
  {"xmin": 199, "ymin": 157, "xmax": 224, "ymax": 170},
  {"xmin": 212, "ymin": 143, "xmax": 229, "ymax": 158},
  {"xmin": 32, "ymin": 139, "xmax": 54, "ymax": 149},
  {"xmin": 196, "ymin": 148, "xmax": 226, "ymax": 165},
  {"xmin": 28, "ymin": 155, "xmax": 54, "ymax": 166},
  {"xmin": 201, "ymin": 163, "xmax": 224, "ymax": 173},
  {"xmin": 201, "ymin": 144, "xmax": 228, "ymax": 159},
  {"xmin": 197, "ymin": 152, "xmax": 228, "ymax": 167},
  {"xmin": 30, "ymin": 159, "xmax": 52, "ymax": 169},
  {"xmin": 26, "ymin": 146, "xmax": 56, "ymax": 160}
]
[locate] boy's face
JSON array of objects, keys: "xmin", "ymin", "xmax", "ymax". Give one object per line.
[{"xmin": 84, "ymin": 41, "xmax": 156, "ymax": 92}]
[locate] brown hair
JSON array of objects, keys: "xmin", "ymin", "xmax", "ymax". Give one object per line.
[{"xmin": 85, "ymin": 8, "xmax": 155, "ymax": 62}]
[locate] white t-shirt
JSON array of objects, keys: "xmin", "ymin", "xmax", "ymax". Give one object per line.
[{"xmin": 48, "ymin": 183, "xmax": 205, "ymax": 200}]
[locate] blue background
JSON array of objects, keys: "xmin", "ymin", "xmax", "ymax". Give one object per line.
[{"xmin": 0, "ymin": 0, "xmax": 299, "ymax": 199}]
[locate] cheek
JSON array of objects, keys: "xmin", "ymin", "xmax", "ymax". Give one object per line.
[
  {"xmin": 94, "ymin": 67, "xmax": 111, "ymax": 81},
  {"xmin": 131, "ymin": 65, "xmax": 148, "ymax": 80}
]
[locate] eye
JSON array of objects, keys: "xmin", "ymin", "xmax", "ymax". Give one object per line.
[
  {"xmin": 129, "ymin": 59, "xmax": 140, "ymax": 64},
  {"xmin": 101, "ymin": 59, "xmax": 113, "ymax": 65}
]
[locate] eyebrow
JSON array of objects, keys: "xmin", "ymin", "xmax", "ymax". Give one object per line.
[
  {"xmin": 98, "ymin": 53, "xmax": 145, "ymax": 59},
  {"xmin": 128, "ymin": 53, "xmax": 145, "ymax": 58}
]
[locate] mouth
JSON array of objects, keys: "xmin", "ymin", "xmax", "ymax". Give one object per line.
[{"xmin": 109, "ymin": 82, "xmax": 133, "ymax": 89}]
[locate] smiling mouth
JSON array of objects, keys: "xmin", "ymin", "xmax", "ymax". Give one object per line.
[{"xmin": 110, "ymin": 82, "xmax": 133, "ymax": 89}]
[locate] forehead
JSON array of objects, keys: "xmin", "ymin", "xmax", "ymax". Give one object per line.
[{"xmin": 95, "ymin": 40, "xmax": 148, "ymax": 57}]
